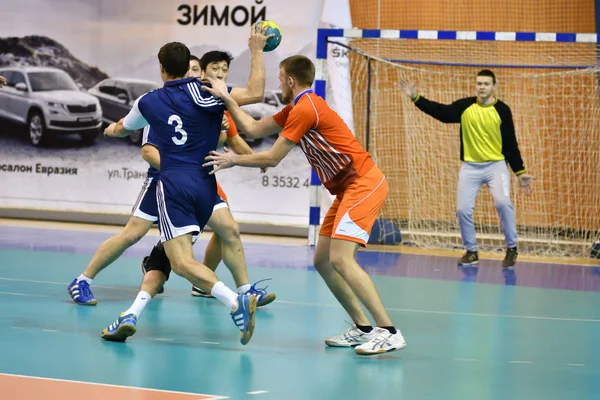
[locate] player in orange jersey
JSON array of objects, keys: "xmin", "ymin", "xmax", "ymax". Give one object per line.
[{"xmin": 203, "ymin": 55, "xmax": 407, "ymax": 355}]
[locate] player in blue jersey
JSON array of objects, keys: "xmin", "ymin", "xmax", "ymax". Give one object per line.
[
  {"xmin": 74, "ymin": 31, "xmax": 271, "ymax": 346},
  {"xmin": 140, "ymin": 53, "xmax": 276, "ymax": 305},
  {"xmin": 101, "ymin": 40, "xmax": 267, "ymax": 345},
  {"xmin": 67, "ymin": 27, "xmax": 271, "ymax": 309},
  {"xmin": 100, "ymin": 52, "xmax": 276, "ymax": 342}
]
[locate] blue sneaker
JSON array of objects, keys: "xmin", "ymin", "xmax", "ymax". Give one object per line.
[
  {"xmin": 246, "ymin": 279, "xmax": 276, "ymax": 307},
  {"xmin": 100, "ymin": 313, "xmax": 137, "ymax": 342},
  {"xmin": 231, "ymin": 294, "xmax": 257, "ymax": 345},
  {"xmin": 67, "ymin": 278, "xmax": 97, "ymax": 305}
]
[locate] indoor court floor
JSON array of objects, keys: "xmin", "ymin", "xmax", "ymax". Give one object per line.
[{"xmin": 1, "ymin": 218, "xmax": 600, "ymax": 400}]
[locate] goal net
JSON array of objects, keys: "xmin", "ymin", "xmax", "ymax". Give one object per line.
[{"xmin": 319, "ymin": 30, "xmax": 600, "ymax": 257}]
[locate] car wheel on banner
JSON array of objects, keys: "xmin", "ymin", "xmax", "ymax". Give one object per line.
[{"xmin": 28, "ymin": 110, "xmax": 49, "ymax": 147}]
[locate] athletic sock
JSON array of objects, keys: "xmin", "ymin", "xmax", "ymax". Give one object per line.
[
  {"xmin": 76, "ymin": 274, "xmax": 92, "ymax": 284},
  {"xmin": 379, "ymin": 326, "xmax": 397, "ymax": 334},
  {"xmin": 236, "ymin": 284, "xmax": 251, "ymax": 294},
  {"xmin": 211, "ymin": 281, "xmax": 239, "ymax": 311},
  {"xmin": 123, "ymin": 291, "xmax": 152, "ymax": 317}
]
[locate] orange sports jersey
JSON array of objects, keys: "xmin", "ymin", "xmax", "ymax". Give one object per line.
[
  {"xmin": 225, "ymin": 111, "xmax": 238, "ymax": 138},
  {"xmin": 272, "ymin": 91, "xmax": 374, "ymax": 195}
]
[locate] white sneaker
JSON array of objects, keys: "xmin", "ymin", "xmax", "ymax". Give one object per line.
[
  {"xmin": 354, "ymin": 327, "xmax": 407, "ymax": 355},
  {"xmin": 325, "ymin": 325, "xmax": 374, "ymax": 347}
]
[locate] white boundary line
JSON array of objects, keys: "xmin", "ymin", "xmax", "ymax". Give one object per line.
[{"xmin": 2, "ymin": 277, "xmax": 599, "ymax": 323}]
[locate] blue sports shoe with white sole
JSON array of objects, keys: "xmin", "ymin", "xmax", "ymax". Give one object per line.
[
  {"xmin": 67, "ymin": 278, "xmax": 97, "ymax": 305},
  {"xmin": 100, "ymin": 313, "xmax": 137, "ymax": 342},
  {"xmin": 230, "ymin": 294, "xmax": 257, "ymax": 345},
  {"xmin": 246, "ymin": 279, "xmax": 276, "ymax": 307}
]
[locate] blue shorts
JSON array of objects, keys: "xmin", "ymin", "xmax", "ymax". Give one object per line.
[
  {"xmin": 213, "ymin": 191, "xmax": 228, "ymax": 212},
  {"xmin": 131, "ymin": 175, "xmax": 158, "ymax": 222},
  {"xmin": 156, "ymin": 171, "xmax": 217, "ymax": 242}
]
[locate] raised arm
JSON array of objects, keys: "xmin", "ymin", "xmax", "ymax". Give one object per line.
[
  {"xmin": 400, "ymin": 80, "xmax": 471, "ymax": 123},
  {"xmin": 229, "ymin": 24, "xmax": 273, "ymax": 106}
]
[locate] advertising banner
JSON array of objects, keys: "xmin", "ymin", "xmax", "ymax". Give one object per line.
[{"xmin": 0, "ymin": 0, "xmax": 338, "ymax": 228}]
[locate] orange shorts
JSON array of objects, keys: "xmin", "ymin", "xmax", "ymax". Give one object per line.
[
  {"xmin": 216, "ymin": 181, "xmax": 228, "ymax": 203},
  {"xmin": 319, "ymin": 166, "xmax": 388, "ymax": 247}
]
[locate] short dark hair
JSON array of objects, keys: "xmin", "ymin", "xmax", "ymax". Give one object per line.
[
  {"xmin": 190, "ymin": 55, "xmax": 200, "ymax": 64},
  {"xmin": 279, "ymin": 55, "xmax": 315, "ymax": 86},
  {"xmin": 200, "ymin": 51, "xmax": 234, "ymax": 71},
  {"xmin": 477, "ymin": 69, "xmax": 496, "ymax": 84},
  {"xmin": 158, "ymin": 42, "xmax": 190, "ymax": 78}
]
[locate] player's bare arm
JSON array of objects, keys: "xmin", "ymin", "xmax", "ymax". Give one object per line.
[
  {"xmin": 105, "ymin": 97, "xmax": 149, "ymax": 137},
  {"xmin": 203, "ymin": 77, "xmax": 280, "ymax": 139},
  {"xmin": 226, "ymin": 134, "xmax": 253, "ymax": 155},
  {"xmin": 141, "ymin": 145, "xmax": 160, "ymax": 170},
  {"xmin": 204, "ymin": 136, "xmax": 295, "ymax": 173},
  {"xmin": 217, "ymin": 114, "xmax": 230, "ymax": 147},
  {"xmin": 217, "ymin": 131, "xmax": 228, "ymax": 148},
  {"xmin": 226, "ymin": 135, "xmax": 268, "ymax": 172},
  {"xmin": 229, "ymin": 24, "xmax": 273, "ymax": 106},
  {"xmin": 221, "ymin": 113, "xmax": 230, "ymax": 131},
  {"xmin": 104, "ymin": 118, "xmax": 133, "ymax": 138}
]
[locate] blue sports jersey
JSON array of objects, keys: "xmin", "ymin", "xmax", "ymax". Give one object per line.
[
  {"xmin": 127, "ymin": 77, "xmax": 230, "ymax": 175},
  {"xmin": 141, "ymin": 125, "xmax": 159, "ymax": 178}
]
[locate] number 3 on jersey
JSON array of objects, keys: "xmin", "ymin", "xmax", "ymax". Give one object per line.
[{"xmin": 169, "ymin": 114, "xmax": 187, "ymax": 145}]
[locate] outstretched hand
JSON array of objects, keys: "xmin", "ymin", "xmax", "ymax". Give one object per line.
[
  {"xmin": 104, "ymin": 122, "xmax": 118, "ymax": 137},
  {"xmin": 201, "ymin": 76, "xmax": 231, "ymax": 100},
  {"xmin": 204, "ymin": 148, "xmax": 236, "ymax": 174},
  {"xmin": 518, "ymin": 173, "xmax": 535, "ymax": 195},
  {"xmin": 248, "ymin": 22, "xmax": 276, "ymax": 52},
  {"xmin": 400, "ymin": 80, "xmax": 418, "ymax": 100}
]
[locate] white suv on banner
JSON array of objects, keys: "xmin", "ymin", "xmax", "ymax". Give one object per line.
[{"xmin": 0, "ymin": 66, "xmax": 103, "ymax": 146}]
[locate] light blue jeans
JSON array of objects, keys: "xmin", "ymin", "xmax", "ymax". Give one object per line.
[{"xmin": 456, "ymin": 161, "xmax": 517, "ymax": 251}]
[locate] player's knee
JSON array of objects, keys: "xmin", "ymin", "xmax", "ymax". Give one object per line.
[
  {"xmin": 329, "ymin": 253, "xmax": 352, "ymax": 275},
  {"xmin": 313, "ymin": 254, "xmax": 329, "ymax": 272},
  {"xmin": 168, "ymin": 253, "xmax": 195, "ymax": 277},
  {"xmin": 145, "ymin": 241, "xmax": 171, "ymax": 272},
  {"xmin": 496, "ymin": 201, "xmax": 513, "ymax": 213},
  {"xmin": 219, "ymin": 220, "xmax": 241, "ymax": 243},
  {"xmin": 169, "ymin": 258, "xmax": 188, "ymax": 276},
  {"xmin": 495, "ymin": 198, "xmax": 513, "ymax": 212},
  {"xmin": 120, "ymin": 226, "xmax": 146, "ymax": 245},
  {"xmin": 456, "ymin": 206, "xmax": 473, "ymax": 219}
]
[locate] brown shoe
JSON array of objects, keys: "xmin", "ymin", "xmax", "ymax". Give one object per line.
[
  {"xmin": 458, "ymin": 251, "xmax": 479, "ymax": 266},
  {"xmin": 503, "ymin": 247, "xmax": 518, "ymax": 268}
]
